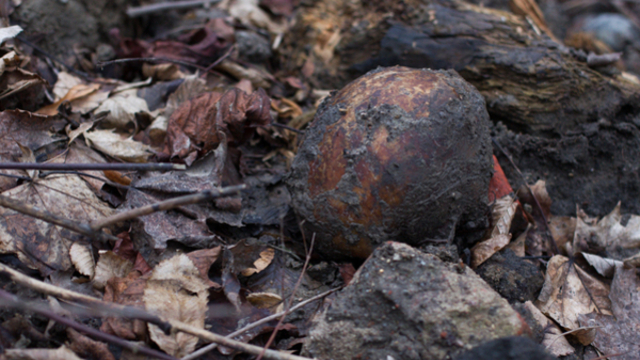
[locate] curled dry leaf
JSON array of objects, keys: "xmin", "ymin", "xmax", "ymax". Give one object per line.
[
  {"xmin": 578, "ymin": 265, "xmax": 640, "ymax": 360},
  {"xmin": 83, "ymin": 129, "xmax": 152, "ymax": 163},
  {"xmin": 142, "ymin": 63, "xmax": 185, "ymax": 81},
  {"xmin": 165, "ymin": 87, "xmax": 272, "ymax": 160},
  {"xmin": 69, "ymin": 243, "xmax": 95, "ymax": 278},
  {"xmin": 144, "ymin": 254, "xmax": 209, "ymax": 357},
  {"xmin": 37, "ymin": 83, "xmax": 100, "ymax": 116},
  {"xmin": 241, "ymin": 247, "xmax": 275, "ymax": 276},
  {"xmin": 93, "ymin": 252, "xmax": 134, "ymax": 290},
  {"xmin": 246, "ymin": 292, "xmax": 283, "ymax": 309},
  {"xmin": 95, "ymin": 91, "xmax": 150, "ymax": 130},
  {"xmin": 581, "ymin": 253, "xmax": 623, "ymax": 278},
  {"xmin": 523, "ymin": 301, "xmax": 575, "ymax": 357},
  {"xmin": 536, "ymin": 255, "xmax": 612, "ymax": 344},
  {"xmin": 2, "ymin": 345, "xmax": 83, "ymax": 360},
  {"xmin": 574, "ymin": 202, "xmax": 640, "ymax": 255},
  {"xmin": 471, "ymin": 196, "xmax": 518, "ymax": 268}
]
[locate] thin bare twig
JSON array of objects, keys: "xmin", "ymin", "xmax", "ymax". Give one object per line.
[
  {"xmin": 0, "ymin": 162, "xmax": 186, "ymax": 171},
  {"xmin": 0, "ymin": 263, "xmax": 171, "ymax": 332},
  {"xmin": 97, "ymin": 57, "xmax": 215, "ymax": 75},
  {"xmin": 0, "ymin": 194, "xmax": 118, "ymax": 242},
  {"xmin": 126, "ymin": 0, "xmax": 221, "ymax": 18},
  {"xmin": 90, "ymin": 184, "xmax": 247, "ymax": 230},
  {"xmin": 182, "ymin": 286, "xmax": 340, "ymax": 360},
  {"xmin": 200, "ymin": 44, "xmax": 235, "ymax": 78},
  {"xmin": 0, "ymin": 289, "xmax": 177, "ymax": 360},
  {"xmin": 0, "ymin": 262, "xmax": 312, "ymax": 360},
  {"xmin": 257, "ymin": 234, "xmax": 315, "ymax": 360}
]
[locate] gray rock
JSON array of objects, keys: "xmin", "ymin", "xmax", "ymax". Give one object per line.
[{"xmin": 304, "ymin": 242, "xmax": 530, "ymax": 360}]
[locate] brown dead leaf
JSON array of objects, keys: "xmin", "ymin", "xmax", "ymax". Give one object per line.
[
  {"xmin": 95, "ymin": 91, "xmax": 149, "ymax": 130},
  {"xmin": 37, "ymin": 83, "xmax": 100, "ymax": 116},
  {"xmin": 101, "ymin": 271, "xmax": 149, "ymax": 340},
  {"xmin": 69, "ymin": 243, "xmax": 95, "ymax": 278},
  {"xmin": 471, "ymin": 196, "xmax": 518, "ymax": 268},
  {"xmin": 66, "ymin": 328, "xmax": 115, "ymax": 360},
  {"xmin": 144, "ymin": 254, "xmax": 209, "ymax": 357},
  {"xmin": 247, "ymin": 292, "xmax": 282, "ymax": 309},
  {"xmin": 0, "ymin": 174, "xmax": 115, "ymax": 275},
  {"xmin": 536, "ymin": 255, "xmax": 612, "ymax": 343},
  {"xmin": 574, "ymin": 202, "xmax": 640, "ymax": 257},
  {"xmin": 523, "ymin": 300, "xmax": 575, "ymax": 357},
  {"xmin": 83, "ymin": 129, "xmax": 152, "ymax": 163},
  {"xmin": 93, "ymin": 252, "xmax": 134, "ymax": 290},
  {"xmin": 549, "ymin": 215, "xmax": 576, "ymax": 255},
  {"xmin": 2, "ymin": 345, "xmax": 83, "ymax": 360},
  {"xmin": 186, "ymin": 247, "xmax": 222, "ymax": 289},
  {"xmin": 0, "ymin": 67, "xmax": 47, "ymax": 101},
  {"xmin": 216, "ymin": 60, "xmax": 273, "ymax": 89},
  {"xmin": 578, "ymin": 265, "xmax": 640, "ymax": 360},
  {"xmin": 165, "ymin": 87, "xmax": 272, "ymax": 161},
  {"xmin": 142, "ymin": 63, "xmax": 185, "ymax": 81},
  {"xmin": 241, "ymin": 247, "xmax": 275, "ymax": 276}
]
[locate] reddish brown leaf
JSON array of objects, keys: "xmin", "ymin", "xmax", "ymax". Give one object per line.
[
  {"xmin": 165, "ymin": 88, "xmax": 272, "ymax": 160},
  {"xmin": 186, "ymin": 247, "xmax": 222, "ymax": 289}
]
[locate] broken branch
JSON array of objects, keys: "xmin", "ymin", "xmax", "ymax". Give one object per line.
[
  {"xmin": 90, "ymin": 184, "xmax": 247, "ymax": 230},
  {"xmin": 0, "ymin": 162, "xmax": 186, "ymax": 171}
]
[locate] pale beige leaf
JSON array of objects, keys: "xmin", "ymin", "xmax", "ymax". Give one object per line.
[
  {"xmin": 225, "ymin": 0, "xmax": 287, "ymax": 35},
  {"xmin": 574, "ymin": 202, "xmax": 640, "ymax": 252},
  {"xmin": 523, "ymin": 301, "xmax": 575, "ymax": 357},
  {"xmin": 0, "ymin": 25, "xmax": 23, "ymax": 45},
  {"xmin": 581, "ymin": 253, "xmax": 622, "ymax": 278},
  {"xmin": 52, "ymin": 72, "xmax": 84, "ymax": 99},
  {"xmin": 93, "ymin": 251, "xmax": 134, "ymax": 290},
  {"xmin": 83, "ymin": 129, "xmax": 151, "ymax": 163},
  {"xmin": 4, "ymin": 345, "xmax": 83, "ymax": 360},
  {"xmin": 37, "ymin": 83, "xmax": 101, "ymax": 116},
  {"xmin": 95, "ymin": 91, "xmax": 149, "ymax": 130},
  {"xmin": 70, "ymin": 243, "xmax": 95, "ymax": 278},
  {"xmin": 144, "ymin": 254, "xmax": 209, "ymax": 357},
  {"xmin": 246, "ymin": 292, "xmax": 282, "ymax": 309},
  {"xmin": 241, "ymin": 247, "xmax": 275, "ymax": 276},
  {"xmin": 471, "ymin": 196, "xmax": 518, "ymax": 268},
  {"xmin": 142, "ymin": 63, "xmax": 185, "ymax": 81},
  {"xmin": 536, "ymin": 255, "xmax": 612, "ymax": 336}
]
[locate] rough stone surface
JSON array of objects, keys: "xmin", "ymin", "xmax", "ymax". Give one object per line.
[
  {"xmin": 454, "ymin": 336, "xmax": 556, "ymax": 360},
  {"xmin": 287, "ymin": 66, "xmax": 493, "ymax": 259},
  {"xmin": 475, "ymin": 248, "xmax": 545, "ymax": 303},
  {"xmin": 303, "ymin": 242, "xmax": 530, "ymax": 360}
]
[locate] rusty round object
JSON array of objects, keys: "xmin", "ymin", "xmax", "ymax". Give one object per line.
[{"xmin": 287, "ymin": 66, "xmax": 493, "ymax": 259}]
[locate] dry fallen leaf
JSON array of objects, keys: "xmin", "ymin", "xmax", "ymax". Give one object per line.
[
  {"xmin": 93, "ymin": 251, "xmax": 134, "ymax": 290},
  {"xmin": 144, "ymin": 254, "xmax": 209, "ymax": 357},
  {"xmin": 95, "ymin": 91, "xmax": 150, "ymax": 130},
  {"xmin": 241, "ymin": 247, "xmax": 275, "ymax": 276},
  {"xmin": 471, "ymin": 196, "xmax": 518, "ymax": 268},
  {"xmin": 536, "ymin": 255, "xmax": 612, "ymax": 344},
  {"xmin": 523, "ymin": 300, "xmax": 575, "ymax": 357},
  {"xmin": 0, "ymin": 174, "xmax": 115, "ymax": 275},
  {"xmin": 246, "ymin": 292, "xmax": 282, "ymax": 310},
  {"xmin": 69, "ymin": 243, "xmax": 95, "ymax": 278},
  {"xmin": 578, "ymin": 264, "xmax": 640, "ymax": 360},
  {"xmin": 101, "ymin": 271, "xmax": 149, "ymax": 340},
  {"xmin": 574, "ymin": 202, "xmax": 640, "ymax": 256},
  {"xmin": 581, "ymin": 253, "xmax": 623, "ymax": 278},
  {"xmin": 83, "ymin": 129, "xmax": 152, "ymax": 163},
  {"xmin": 165, "ymin": 87, "xmax": 272, "ymax": 161},
  {"xmin": 37, "ymin": 83, "xmax": 101, "ymax": 116},
  {"xmin": 2, "ymin": 345, "xmax": 83, "ymax": 360},
  {"xmin": 142, "ymin": 63, "xmax": 186, "ymax": 81}
]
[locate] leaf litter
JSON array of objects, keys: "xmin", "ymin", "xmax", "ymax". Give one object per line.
[{"xmin": 0, "ymin": 2, "xmax": 639, "ymax": 360}]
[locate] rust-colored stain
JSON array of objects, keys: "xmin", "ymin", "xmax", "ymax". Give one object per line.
[{"xmin": 308, "ymin": 125, "xmax": 347, "ymax": 197}]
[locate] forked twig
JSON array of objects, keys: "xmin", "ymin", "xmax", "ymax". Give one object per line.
[
  {"xmin": 0, "ymin": 194, "xmax": 118, "ymax": 242},
  {"xmin": 0, "ymin": 289, "xmax": 177, "ymax": 360},
  {"xmin": 182, "ymin": 286, "xmax": 340, "ymax": 360},
  {"xmin": 90, "ymin": 184, "xmax": 247, "ymax": 230},
  {"xmin": 0, "ymin": 261, "xmax": 312, "ymax": 360}
]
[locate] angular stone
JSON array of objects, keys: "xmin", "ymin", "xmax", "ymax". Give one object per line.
[{"xmin": 304, "ymin": 242, "xmax": 530, "ymax": 360}]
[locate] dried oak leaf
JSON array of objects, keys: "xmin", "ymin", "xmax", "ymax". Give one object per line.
[
  {"xmin": 523, "ymin": 300, "xmax": 575, "ymax": 357},
  {"xmin": 536, "ymin": 255, "xmax": 612, "ymax": 344},
  {"xmin": 471, "ymin": 196, "xmax": 518, "ymax": 268},
  {"xmin": 574, "ymin": 202, "xmax": 640, "ymax": 257},
  {"xmin": 83, "ymin": 129, "xmax": 152, "ymax": 163},
  {"xmin": 144, "ymin": 254, "xmax": 209, "ymax": 357},
  {"xmin": 101, "ymin": 270, "xmax": 149, "ymax": 340},
  {"xmin": 93, "ymin": 251, "xmax": 134, "ymax": 290},
  {"xmin": 578, "ymin": 265, "xmax": 640, "ymax": 360},
  {"xmin": 165, "ymin": 87, "xmax": 272, "ymax": 161},
  {"xmin": 0, "ymin": 174, "xmax": 115, "ymax": 275}
]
